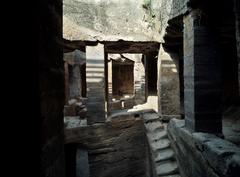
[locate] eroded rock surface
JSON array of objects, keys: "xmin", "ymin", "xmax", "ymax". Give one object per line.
[
  {"xmin": 168, "ymin": 118, "xmax": 240, "ymax": 177},
  {"xmin": 65, "ymin": 115, "xmax": 153, "ymax": 177}
]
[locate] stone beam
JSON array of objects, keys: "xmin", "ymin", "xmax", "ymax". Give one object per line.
[
  {"xmin": 63, "ymin": 40, "xmax": 160, "ymax": 54},
  {"xmin": 105, "ymin": 41, "xmax": 160, "ymax": 54},
  {"xmin": 62, "ymin": 39, "xmax": 97, "ymax": 53}
]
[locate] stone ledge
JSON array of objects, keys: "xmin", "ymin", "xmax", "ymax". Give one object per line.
[
  {"xmin": 167, "ymin": 118, "xmax": 240, "ymax": 177},
  {"xmin": 64, "ymin": 114, "xmax": 152, "ymax": 177}
]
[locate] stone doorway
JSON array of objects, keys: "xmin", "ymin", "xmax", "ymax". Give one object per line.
[{"xmin": 112, "ymin": 59, "xmax": 134, "ymax": 97}]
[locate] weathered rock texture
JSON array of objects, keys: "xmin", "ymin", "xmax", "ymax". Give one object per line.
[
  {"xmin": 65, "ymin": 115, "xmax": 153, "ymax": 177},
  {"xmin": 63, "ymin": 0, "xmax": 161, "ymax": 41},
  {"xmin": 160, "ymin": 0, "xmax": 188, "ymax": 19},
  {"xmin": 168, "ymin": 119, "xmax": 240, "ymax": 177},
  {"xmin": 63, "ymin": 0, "xmax": 191, "ymax": 42},
  {"xmin": 148, "ymin": 0, "xmax": 188, "ymax": 41},
  {"xmin": 39, "ymin": 0, "xmax": 65, "ymax": 176},
  {"xmin": 63, "ymin": 0, "xmax": 190, "ymax": 42}
]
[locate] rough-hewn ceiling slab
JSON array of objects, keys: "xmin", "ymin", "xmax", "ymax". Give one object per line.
[{"xmin": 63, "ymin": 0, "xmax": 161, "ymax": 42}]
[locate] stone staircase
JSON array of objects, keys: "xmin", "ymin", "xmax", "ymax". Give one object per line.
[{"xmin": 142, "ymin": 112, "xmax": 181, "ymax": 177}]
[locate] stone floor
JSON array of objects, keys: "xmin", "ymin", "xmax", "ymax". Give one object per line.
[{"xmin": 110, "ymin": 95, "xmax": 158, "ymax": 116}]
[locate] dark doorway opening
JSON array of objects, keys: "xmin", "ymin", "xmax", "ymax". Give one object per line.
[
  {"xmin": 112, "ymin": 60, "xmax": 134, "ymax": 97},
  {"xmin": 146, "ymin": 52, "xmax": 158, "ymax": 95}
]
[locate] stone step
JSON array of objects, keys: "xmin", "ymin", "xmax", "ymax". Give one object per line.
[
  {"xmin": 162, "ymin": 123, "xmax": 168, "ymax": 130},
  {"xmin": 147, "ymin": 130, "xmax": 167, "ymax": 142},
  {"xmin": 143, "ymin": 113, "xmax": 160, "ymax": 121},
  {"xmin": 144, "ymin": 117, "xmax": 160, "ymax": 124},
  {"xmin": 156, "ymin": 160, "xmax": 179, "ymax": 176},
  {"xmin": 150, "ymin": 138, "xmax": 171, "ymax": 151},
  {"xmin": 147, "ymin": 130, "xmax": 168, "ymax": 142},
  {"xmin": 145, "ymin": 121, "xmax": 164, "ymax": 132},
  {"xmin": 154, "ymin": 148, "xmax": 175, "ymax": 163}
]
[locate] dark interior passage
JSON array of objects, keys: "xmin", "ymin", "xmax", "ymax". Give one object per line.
[
  {"xmin": 146, "ymin": 52, "xmax": 158, "ymax": 95},
  {"xmin": 112, "ymin": 61, "xmax": 134, "ymax": 96},
  {"xmin": 65, "ymin": 143, "xmax": 77, "ymax": 177}
]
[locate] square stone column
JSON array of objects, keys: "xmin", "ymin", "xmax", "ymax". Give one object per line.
[
  {"xmin": 234, "ymin": 0, "xmax": 240, "ymax": 95},
  {"xmin": 183, "ymin": 10, "xmax": 222, "ymax": 133},
  {"xmin": 158, "ymin": 45, "xmax": 181, "ymax": 121},
  {"xmin": 64, "ymin": 50, "xmax": 85, "ymax": 100},
  {"xmin": 86, "ymin": 44, "xmax": 106, "ymax": 124}
]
